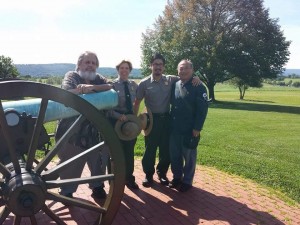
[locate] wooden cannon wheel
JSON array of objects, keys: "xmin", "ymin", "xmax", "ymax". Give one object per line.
[{"xmin": 0, "ymin": 80, "xmax": 125, "ymax": 225}]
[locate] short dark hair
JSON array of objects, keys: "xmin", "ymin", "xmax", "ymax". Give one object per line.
[
  {"xmin": 116, "ymin": 60, "xmax": 133, "ymax": 72},
  {"xmin": 150, "ymin": 53, "xmax": 166, "ymax": 65}
]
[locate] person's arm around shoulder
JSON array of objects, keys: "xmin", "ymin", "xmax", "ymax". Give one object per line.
[{"xmin": 167, "ymin": 74, "xmax": 201, "ymax": 86}]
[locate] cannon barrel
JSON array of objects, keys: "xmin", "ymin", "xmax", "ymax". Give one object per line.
[{"xmin": 2, "ymin": 90, "xmax": 118, "ymax": 122}]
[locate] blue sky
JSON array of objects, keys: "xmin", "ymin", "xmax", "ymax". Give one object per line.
[{"xmin": 0, "ymin": 0, "xmax": 299, "ymax": 69}]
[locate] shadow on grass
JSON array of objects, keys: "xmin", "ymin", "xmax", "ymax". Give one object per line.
[{"xmin": 210, "ymin": 100, "xmax": 300, "ymax": 115}]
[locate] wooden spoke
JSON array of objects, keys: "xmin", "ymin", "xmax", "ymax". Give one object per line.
[
  {"xmin": 0, "ymin": 162, "xmax": 11, "ymax": 178},
  {"xmin": 42, "ymin": 205, "xmax": 66, "ymax": 225},
  {"xmin": 30, "ymin": 215, "xmax": 38, "ymax": 225},
  {"xmin": 26, "ymin": 98, "xmax": 48, "ymax": 171},
  {"xmin": 46, "ymin": 192, "xmax": 107, "ymax": 213},
  {"xmin": 41, "ymin": 141, "xmax": 104, "ymax": 180},
  {"xmin": 46, "ymin": 174, "xmax": 114, "ymax": 189},
  {"xmin": 0, "ymin": 206, "xmax": 11, "ymax": 224},
  {"xmin": 13, "ymin": 215, "xmax": 22, "ymax": 225},
  {"xmin": 34, "ymin": 115, "xmax": 85, "ymax": 174}
]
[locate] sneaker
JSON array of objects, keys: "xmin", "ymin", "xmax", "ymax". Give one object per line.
[
  {"xmin": 142, "ymin": 176, "xmax": 153, "ymax": 187},
  {"xmin": 158, "ymin": 175, "xmax": 169, "ymax": 185},
  {"xmin": 169, "ymin": 178, "xmax": 182, "ymax": 188},
  {"xmin": 179, "ymin": 183, "xmax": 192, "ymax": 192},
  {"xmin": 92, "ymin": 186, "xmax": 107, "ymax": 199},
  {"xmin": 126, "ymin": 181, "xmax": 139, "ymax": 190}
]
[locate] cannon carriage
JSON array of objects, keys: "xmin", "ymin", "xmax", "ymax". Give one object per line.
[{"xmin": 0, "ymin": 80, "xmax": 125, "ymax": 225}]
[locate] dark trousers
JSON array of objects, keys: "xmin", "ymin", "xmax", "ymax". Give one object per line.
[
  {"xmin": 121, "ymin": 138, "xmax": 137, "ymax": 183},
  {"xmin": 142, "ymin": 114, "xmax": 170, "ymax": 178}
]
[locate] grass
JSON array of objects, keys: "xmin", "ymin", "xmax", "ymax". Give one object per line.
[{"xmin": 197, "ymin": 84, "xmax": 300, "ymax": 203}]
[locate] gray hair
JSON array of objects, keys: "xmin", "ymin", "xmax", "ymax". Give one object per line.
[
  {"xmin": 178, "ymin": 59, "xmax": 193, "ymax": 69},
  {"xmin": 75, "ymin": 51, "xmax": 99, "ymax": 71}
]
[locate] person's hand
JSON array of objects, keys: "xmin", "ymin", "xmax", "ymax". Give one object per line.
[
  {"xmin": 77, "ymin": 84, "xmax": 95, "ymax": 94},
  {"xmin": 192, "ymin": 129, "xmax": 200, "ymax": 137},
  {"xmin": 191, "ymin": 76, "xmax": 201, "ymax": 86},
  {"xmin": 118, "ymin": 114, "xmax": 128, "ymax": 122}
]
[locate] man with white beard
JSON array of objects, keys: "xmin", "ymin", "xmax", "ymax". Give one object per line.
[{"xmin": 55, "ymin": 51, "xmax": 113, "ymax": 201}]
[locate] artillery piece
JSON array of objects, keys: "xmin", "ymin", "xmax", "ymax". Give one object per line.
[{"xmin": 0, "ymin": 80, "xmax": 125, "ymax": 225}]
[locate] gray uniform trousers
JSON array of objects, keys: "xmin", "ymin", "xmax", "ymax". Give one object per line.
[{"xmin": 57, "ymin": 142, "xmax": 110, "ymax": 195}]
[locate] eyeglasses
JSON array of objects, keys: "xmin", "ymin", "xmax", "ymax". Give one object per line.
[{"xmin": 152, "ymin": 63, "xmax": 164, "ymax": 67}]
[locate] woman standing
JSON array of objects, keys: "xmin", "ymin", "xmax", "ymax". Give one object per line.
[{"xmin": 108, "ymin": 60, "xmax": 139, "ymax": 189}]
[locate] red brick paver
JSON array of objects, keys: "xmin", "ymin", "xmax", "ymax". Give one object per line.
[{"xmin": 1, "ymin": 160, "xmax": 299, "ymax": 225}]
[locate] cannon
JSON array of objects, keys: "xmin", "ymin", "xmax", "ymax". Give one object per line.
[{"xmin": 0, "ymin": 80, "xmax": 125, "ymax": 225}]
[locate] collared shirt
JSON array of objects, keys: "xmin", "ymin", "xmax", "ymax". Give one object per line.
[
  {"xmin": 136, "ymin": 74, "xmax": 178, "ymax": 113},
  {"xmin": 109, "ymin": 78, "xmax": 138, "ymax": 119},
  {"xmin": 62, "ymin": 71, "xmax": 107, "ymax": 90},
  {"xmin": 170, "ymin": 78, "xmax": 208, "ymax": 135}
]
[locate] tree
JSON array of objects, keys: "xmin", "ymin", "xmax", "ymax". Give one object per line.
[
  {"xmin": 0, "ymin": 55, "xmax": 19, "ymax": 79},
  {"xmin": 140, "ymin": 0, "xmax": 290, "ymax": 101},
  {"xmin": 229, "ymin": 77, "xmax": 263, "ymax": 100}
]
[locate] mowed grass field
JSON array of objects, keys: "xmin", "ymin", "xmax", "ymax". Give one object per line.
[
  {"xmin": 44, "ymin": 82, "xmax": 300, "ymax": 203},
  {"xmin": 135, "ymin": 83, "xmax": 300, "ymax": 203}
]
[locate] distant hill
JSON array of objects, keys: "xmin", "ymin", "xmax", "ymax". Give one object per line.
[
  {"xmin": 284, "ymin": 69, "xmax": 300, "ymax": 76},
  {"xmin": 15, "ymin": 63, "xmax": 299, "ymax": 77},
  {"xmin": 15, "ymin": 63, "xmax": 142, "ymax": 78}
]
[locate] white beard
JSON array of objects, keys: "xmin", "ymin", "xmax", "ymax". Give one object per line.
[{"xmin": 78, "ymin": 70, "xmax": 97, "ymax": 80}]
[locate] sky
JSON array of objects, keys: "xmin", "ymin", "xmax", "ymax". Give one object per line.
[{"xmin": 0, "ymin": 0, "xmax": 299, "ymax": 69}]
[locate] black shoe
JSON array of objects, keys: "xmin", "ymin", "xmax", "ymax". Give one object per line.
[
  {"xmin": 158, "ymin": 175, "xmax": 169, "ymax": 185},
  {"xmin": 142, "ymin": 176, "xmax": 153, "ymax": 187},
  {"xmin": 126, "ymin": 181, "xmax": 139, "ymax": 190},
  {"xmin": 169, "ymin": 178, "xmax": 181, "ymax": 188},
  {"xmin": 179, "ymin": 183, "xmax": 192, "ymax": 192},
  {"xmin": 92, "ymin": 186, "xmax": 107, "ymax": 199},
  {"xmin": 65, "ymin": 193, "xmax": 73, "ymax": 198}
]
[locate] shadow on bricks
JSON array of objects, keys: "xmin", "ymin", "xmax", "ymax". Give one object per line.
[{"xmin": 113, "ymin": 182, "xmax": 286, "ymax": 225}]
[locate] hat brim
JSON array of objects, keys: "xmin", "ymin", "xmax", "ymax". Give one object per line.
[
  {"xmin": 140, "ymin": 107, "xmax": 153, "ymax": 136},
  {"xmin": 114, "ymin": 114, "xmax": 142, "ymax": 141}
]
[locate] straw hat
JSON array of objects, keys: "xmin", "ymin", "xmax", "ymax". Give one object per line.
[
  {"xmin": 138, "ymin": 107, "xmax": 153, "ymax": 136},
  {"xmin": 114, "ymin": 115, "xmax": 142, "ymax": 141}
]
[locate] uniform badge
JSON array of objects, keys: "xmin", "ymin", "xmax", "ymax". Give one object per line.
[
  {"xmin": 203, "ymin": 93, "xmax": 208, "ymax": 100},
  {"xmin": 164, "ymin": 81, "xmax": 168, "ymax": 85}
]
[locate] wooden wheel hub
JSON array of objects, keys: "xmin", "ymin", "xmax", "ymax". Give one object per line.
[{"xmin": 2, "ymin": 169, "xmax": 46, "ymax": 217}]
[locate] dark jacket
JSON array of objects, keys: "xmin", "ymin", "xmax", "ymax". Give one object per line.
[{"xmin": 170, "ymin": 78, "xmax": 208, "ymax": 135}]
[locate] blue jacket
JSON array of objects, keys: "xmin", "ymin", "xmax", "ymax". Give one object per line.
[{"xmin": 170, "ymin": 78, "xmax": 208, "ymax": 135}]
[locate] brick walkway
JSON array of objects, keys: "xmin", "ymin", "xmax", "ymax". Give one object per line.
[{"xmin": 2, "ymin": 160, "xmax": 299, "ymax": 225}]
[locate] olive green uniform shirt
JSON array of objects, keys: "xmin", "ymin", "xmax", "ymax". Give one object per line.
[
  {"xmin": 109, "ymin": 78, "xmax": 138, "ymax": 119},
  {"xmin": 136, "ymin": 75, "xmax": 178, "ymax": 113}
]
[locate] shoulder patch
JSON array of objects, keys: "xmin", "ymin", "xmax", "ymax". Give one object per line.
[{"xmin": 203, "ymin": 93, "xmax": 208, "ymax": 101}]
